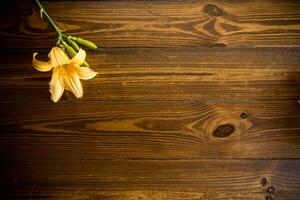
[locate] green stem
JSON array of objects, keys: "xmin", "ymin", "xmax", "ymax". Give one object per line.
[{"xmin": 34, "ymin": 0, "xmax": 63, "ymax": 42}]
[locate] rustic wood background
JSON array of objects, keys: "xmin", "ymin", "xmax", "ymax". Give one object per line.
[{"xmin": 1, "ymin": 0, "xmax": 300, "ymax": 199}]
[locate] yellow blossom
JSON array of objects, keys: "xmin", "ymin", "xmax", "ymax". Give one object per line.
[{"xmin": 32, "ymin": 47, "xmax": 97, "ymax": 102}]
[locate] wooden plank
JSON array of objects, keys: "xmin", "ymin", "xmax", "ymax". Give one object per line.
[
  {"xmin": 1, "ymin": 0, "xmax": 300, "ymax": 48},
  {"xmin": 1, "ymin": 159, "xmax": 299, "ymax": 199},
  {"xmin": 1, "ymin": 100, "xmax": 300, "ymax": 159},
  {"xmin": 0, "ymin": 47, "xmax": 299, "ymax": 102}
]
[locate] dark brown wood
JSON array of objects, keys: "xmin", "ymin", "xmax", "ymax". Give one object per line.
[
  {"xmin": 1, "ymin": 100, "xmax": 300, "ymax": 159},
  {"xmin": 1, "ymin": 0, "xmax": 300, "ymax": 199},
  {"xmin": 1, "ymin": 0, "xmax": 300, "ymax": 49},
  {"xmin": 1, "ymin": 159, "xmax": 300, "ymax": 199},
  {"xmin": 0, "ymin": 47, "xmax": 300, "ymax": 102}
]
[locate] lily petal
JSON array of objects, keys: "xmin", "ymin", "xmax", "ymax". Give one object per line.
[
  {"xmin": 49, "ymin": 47, "xmax": 70, "ymax": 68},
  {"xmin": 49, "ymin": 68, "xmax": 64, "ymax": 103},
  {"xmin": 32, "ymin": 53, "xmax": 52, "ymax": 72},
  {"xmin": 70, "ymin": 49, "xmax": 86, "ymax": 66},
  {"xmin": 63, "ymin": 75, "xmax": 83, "ymax": 98},
  {"xmin": 74, "ymin": 64, "xmax": 97, "ymax": 80}
]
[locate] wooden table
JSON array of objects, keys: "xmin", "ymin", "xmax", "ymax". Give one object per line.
[{"xmin": 1, "ymin": 0, "xmax": 300, "ymax": 199}]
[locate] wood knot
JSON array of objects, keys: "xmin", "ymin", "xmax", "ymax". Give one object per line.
[
  {"xmin": 203, "ymin": 4, "xmax": 224, "ymax": 16},
  {"xmin": 212, "ymin": 124, "xmax": 235, "ymax": 138},
  {"xmin": 261, "ymin": 177, "xmax": 267, "ymax": 186},
  {"xmin": 265, "ymin": 196, "xmax": 273, "ymax": 200},
  {"xmin": 240, "ymin": 112, "xmax": 249, "ymax": 119},
  {"xmin": 266, "ymin": 186, "xmax": 275, "ymax": 194}
]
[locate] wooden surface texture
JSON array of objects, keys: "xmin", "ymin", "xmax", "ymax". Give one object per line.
[
  {"xmin": 1, "ymin": 0, "xmax": 300, "ymax": 48},
  {"xmin": 0, "ymin": 0, "xmax": 300, "ymax": 199}
]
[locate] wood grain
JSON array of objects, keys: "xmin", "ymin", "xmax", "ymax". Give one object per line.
[
  {"xmin": 1, "ymin": 48, "xmax": 299, "ymax": 159},
  {"xmin": 1, "ymin": 100, "xmax": 300, "ymax": 159},
  {"xmin": 1, "ymin": 159, "xmax": 300, "ymax": 199},
  {"xmin": 1, "ymin": 0, "xmax": 300, "ymax": 199},
  {"xmin": 0, "ymin": 47, "xmax": 299, "ymax": 102},
  {"xmin": 1, "ymin": 0, "xmax": 300, "ymax": 48}
]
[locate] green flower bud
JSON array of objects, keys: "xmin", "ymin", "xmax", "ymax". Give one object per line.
[
  {"xmin": 64, "ymin": 43, "xmax": 77, "ymax": 58},
  {"xmin": 70, "ymin": 36, "xmax": 97, "ymax": 49},
  {"xmin": 62, "ymin": 41, "xmax": 90, "ymax": 67},
  {"xmin": 82, "ymin": 61, "xmax": 90, "ymax": 67},
  {"xmin": 69, "ymin": 39, "xmax": 80, "ymax": 52}
]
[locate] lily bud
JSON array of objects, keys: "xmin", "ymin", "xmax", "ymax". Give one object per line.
[
  {"xmin": 70, "ymin": 36, "xmax": 97, "ymax": 49},
  {"xmin": 69, "ymin": 39, "xmax": 80, "ymax": 52},
  {"xmin": 64, "ymin": 43, "xmax": 76, "ymax": 57},
  {"xmin": 63, "ymin": 42, "xmax": 90, "ymax": 67}
]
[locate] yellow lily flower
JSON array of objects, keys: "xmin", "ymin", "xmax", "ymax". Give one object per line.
[{"xmin": 32, "ymin": 47, "xmax": 97, "ymax": 102}]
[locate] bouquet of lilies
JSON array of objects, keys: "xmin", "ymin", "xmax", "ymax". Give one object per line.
[{"xmin": 32, "ymin": 0, "xmax": 97, "ymax": 102}]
